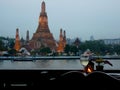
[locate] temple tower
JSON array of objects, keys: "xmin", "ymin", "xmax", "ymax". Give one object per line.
[
  {"xmin": 73, "ymin": 37, "xmax": 81, "ymax": 48},
  {"xmin": 60, "ymin": 29, "xmax": 63, "ymax": 42},
  {"xmin": 63, "ymin": 30, "xmax": 66, "ymax": 47},
  {"xmin": 57, "ymin": 29, "xmax": 66, "ymax": 53},
  {"xmin": 14, "ymin": 28, "xmax": 21, "ymax": 51},
  {"xmin": 29, "ymin": 1, "xmax": 56, "ymax": 51},
  {"xmin": 26, "ymin": 30, "xmax": 29, "ymax": 43}
]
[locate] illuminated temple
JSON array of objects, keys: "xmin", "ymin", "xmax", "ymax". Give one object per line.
[
  {"xmin": 14, "ymin": 28, "xmax": 21, "ymax": 51},
  {"xmin": 14, "ymin": 1, "xmax": 67, "ymax": 53},
  {"xmin": 29, "ymin": 1, "xmax": 56, "ymax": 51},
  {"xmin": 57, "ymin": 29, "xmax": 66, "ymax": 53}
]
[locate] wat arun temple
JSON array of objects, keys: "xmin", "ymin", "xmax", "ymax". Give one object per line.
[
  {"xmin": 14, "ymin": 1, "xmax": 66, "ymax": 53},
  {"xmin": 29, "ymin": 1, "xmax": 57, "ymax": 51}
]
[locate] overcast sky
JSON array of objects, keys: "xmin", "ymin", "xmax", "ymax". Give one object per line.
[{"xmin": 0, "ymin": 0, "xmax": 120, "ymax": 41}]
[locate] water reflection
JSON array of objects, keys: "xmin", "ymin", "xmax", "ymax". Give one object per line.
[
  {"xmin": 0, "ymin": 60, "xmax": 4, "ymax": 66},
  {"xmin": 35, "ymin": 60, "xmax": 53, "ymax": 68},
  {"xmin": 0, "ymin": 59, "xmax": 119, "ymax": 70}
]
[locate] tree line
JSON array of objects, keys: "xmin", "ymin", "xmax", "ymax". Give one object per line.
[
  {"xmin": 64, "ymin": 40, "xmax": 120, "ymax": 56},
  {"xmin": 0, "ymin": 36, "xmax": 120, "ymax": 56}
]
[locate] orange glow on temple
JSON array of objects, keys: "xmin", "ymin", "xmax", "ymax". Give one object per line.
[
  {"xmin": 14, "ymin": 28, "xmax": 21, "ymax": 51},
  {"xmin": 57, "ymin": 29, "xmax": 66, "ymax": 53}
]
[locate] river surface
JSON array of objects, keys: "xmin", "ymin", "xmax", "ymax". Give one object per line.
[{"xmin": 0, "ymin": 59, "xmax": 120, "ymax": 70}]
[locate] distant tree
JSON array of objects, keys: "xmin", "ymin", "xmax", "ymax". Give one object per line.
[
  {"xmin": 9, "ymin": 40, "xmax": 15, "ymax": 49},
  {"xmin": 64, "ymin": 44, "xmax": 70, "ymax": 55},
  {"xmin": 70, "ymin": 45, "xmax": 78, "ymax": 55},
  {"xmin": 39, "ymin": 47, "xmax": 51, "ymax": 56},
  {"xmin": 113, "ymin": 45, "xmax": 120, "ymax": 54},
  {"xmin": 8, "ymin": 49, "xmax": 17, "ymax": 56},
  {"xmin": 0, "ymin": 40, "xmax": 4, "ymax": 51},
  {"xmin": 79, "ymin": 40, "xmax": 107, "ymax": 55}
]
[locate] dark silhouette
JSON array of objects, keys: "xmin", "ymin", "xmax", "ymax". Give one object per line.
[
  {"xmin": 56, "ymin": 71, "xmax": 85, "ymax": 81},
  {"xmin": 86, "ymin": 71, "xmax": 120, "ymax": 89},
  {"xmin": 85, "ymin": 60, "xmax": 94, "ymax": 73}
]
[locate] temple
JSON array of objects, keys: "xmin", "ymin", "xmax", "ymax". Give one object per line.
[
  {"xmin": 57, "ymin": 29, "xmax": 66, "ymax": 53},
  {"xmin": 26, "ymin": 30, "xmax": 29, "ymax": 44},
  {"xmin": 29, "ymin": 1, "xmax": 56, "ymax": 51},
  {"xmin": 14, "ymin": 28, "xmax": 21, "ymax": 51}
]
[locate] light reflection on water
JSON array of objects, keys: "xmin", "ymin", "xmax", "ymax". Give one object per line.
[{"xmin": 0, "ymin": 59, "xmax": 120, "ymax": 70}]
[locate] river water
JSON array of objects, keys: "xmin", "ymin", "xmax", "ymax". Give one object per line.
[{"xmin": 0, "ymin": 59, "xmax": 120, "ymax": 70}]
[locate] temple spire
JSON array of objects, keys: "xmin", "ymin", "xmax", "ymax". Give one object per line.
[
  {"xmin": 14, "ymin": 28, "xmax": 21, "ymax": 51},
  {"xmin": 63, "ymin": 30, "xmax": 66, "ymax": 40},
  {"xmin": 41, "ymin": 1, "xmax": 46, "ymax": 13},
  {"xmin": 29, "ymin": 1, "xmax": 56, "ymax": 51},
  {"xmin": 26, "ymin": 30, "xmax": 29, "ymax": 43},
  {"xmin": 60, "ymin": 28, "xmax": 63, "ymax": 41},
  {"xmin": 57, "ymin": 29, "xmax": 67, "ymax": 53}
]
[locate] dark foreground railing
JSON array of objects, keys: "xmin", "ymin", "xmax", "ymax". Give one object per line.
[
  {"xmin": 1, "ymin": 55, "xmax": 120, "ymax": 61},
  {"xmin": 0, "ymin": 70, "xmax": 120, "ymax": 89},
  {"xmin": 0, "ymin": 56, "xmax": 120, "ymax": 88}
]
